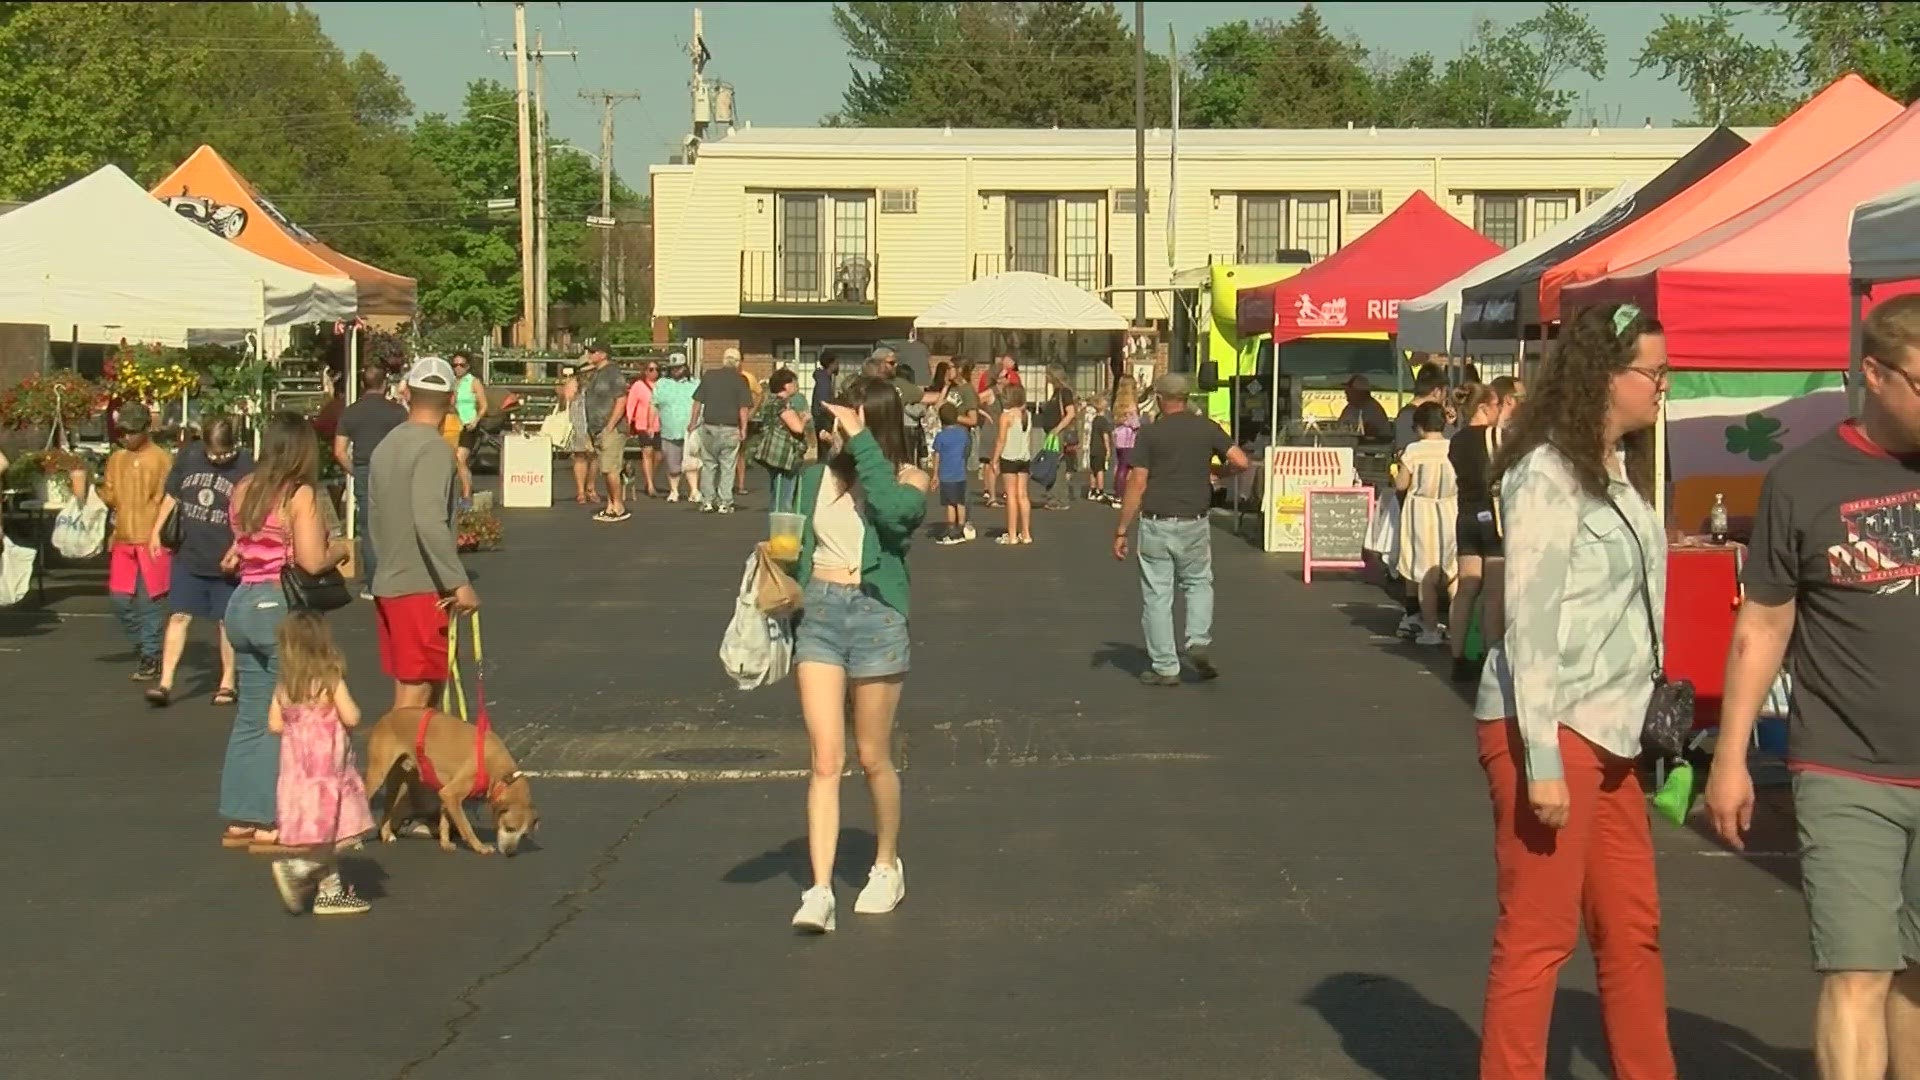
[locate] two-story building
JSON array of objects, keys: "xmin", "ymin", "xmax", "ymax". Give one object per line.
[{"xmin": 651, "ymin": 123, "xmax": 1759, "ymax": 385}]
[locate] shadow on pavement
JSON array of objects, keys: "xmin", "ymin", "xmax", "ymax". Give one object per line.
[
  {"xmin": 1089, "ymin": 640, "xmax": 1151, "ymax": 677},
  {"xmin": 723, "ymin": 827, "xmax": 878, "ymax": 889},
  {"xmin": 1306, "ymin": 973, "xmax": 1809, "ymax": 1080}
]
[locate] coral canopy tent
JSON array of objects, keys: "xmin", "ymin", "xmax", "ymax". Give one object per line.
[
  {"xmin": 1235, "ymin": 191, "xmax": 1501, "ymax": 344},
  {"xmin": 150, "ymin": 145, "xmax": 416, "ymax": 319},
  {"xmin": 1560, "ymin": 96, "xmax": 1920, "ymax": 371},
  {"xmin": 1539, "ymin": 75, "xmax": 1901, "ymax": 323}
]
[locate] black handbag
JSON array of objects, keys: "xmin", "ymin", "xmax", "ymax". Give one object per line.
[
  {"xmin": 158, "ymin": 506, "xmax": 184, "ymax": 551},
  {"xmin": 1604, "ymin": 493, "xmax": 1696, "ymax": 759},
  {"xmin": 280, "ymin": 563, "xmax": 353, "ymax": 613}
]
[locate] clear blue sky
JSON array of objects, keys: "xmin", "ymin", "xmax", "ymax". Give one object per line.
[{"xmin": 306, "ymin": 2, "xmax": 1792, "ymax": 191}]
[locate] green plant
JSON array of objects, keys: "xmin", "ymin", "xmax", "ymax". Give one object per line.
[
  {"xmin": 455, "ymin": 508, "xmax": 503, "ymax": 552},
  {"xmin": 3, "ymin": 448, "xmax": 88, "ymax": 489},
  {"xmin": 0, "ymin": 371, "xmax": 106, "ymax": 431}
]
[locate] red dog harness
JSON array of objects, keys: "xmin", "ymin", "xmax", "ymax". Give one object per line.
[{"xmin": 415, "ymin": 611, "xmax": 493, "ymax": 801}]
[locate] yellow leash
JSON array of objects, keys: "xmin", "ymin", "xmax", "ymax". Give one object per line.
[{"xmin": 445, "ymin": 609, "xmax": 483, "ymax": 723}]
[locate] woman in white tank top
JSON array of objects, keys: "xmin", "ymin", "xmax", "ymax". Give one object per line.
[
  {"xmin": 787, "ymin": 376, "xmax": 931, "ymax": 934},
  {"xmin": 991, "ymin": 382, "xmax": 1034, "ymax": 545}
]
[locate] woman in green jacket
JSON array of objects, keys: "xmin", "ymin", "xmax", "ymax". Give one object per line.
[{"xmin": 789, "ymin": 376, "xmax": 930, "ymax": 933}]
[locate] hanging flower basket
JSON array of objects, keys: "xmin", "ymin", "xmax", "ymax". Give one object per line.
[
  {"xmin": 456, "ymin": 508, "xmax": 504, "ymax": 553},
  {"xmin": 3, "ymin": 448, "xmax": 90, "ymax": 508},
  {"xmin": 0, "ymin": 371, "xmax": 105, "ymax": 431}
]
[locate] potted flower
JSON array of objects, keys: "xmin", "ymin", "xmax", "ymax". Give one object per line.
[
  {"xmin": 0, "ymin": 370, "xmax": 106, "ymax": 434},
  {"xmin": 455, "ymin": 508, "xmax": 503, "ymax": 553},
  {"xmin": 3, "ymin": 448, "xmax": 90, "ymax": 509}
]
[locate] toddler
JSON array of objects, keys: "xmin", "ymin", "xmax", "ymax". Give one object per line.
[
  {"xmin": 1087, "ymin": 398, "xmax": 1113, "ymax": 503},
  {"xmin": 930, "ymin": 403, "xmax": 974, "ymax": 544},
  {"xmin": 267, "ymin": 613, "xmax": 376, "ymax": 916}
]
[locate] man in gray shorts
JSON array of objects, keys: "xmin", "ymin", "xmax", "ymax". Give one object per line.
[{"xmin": 1710, "ymin": 294, "xmax": 1920, "ymax": 1079}]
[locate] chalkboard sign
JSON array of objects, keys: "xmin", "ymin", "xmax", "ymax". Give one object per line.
[{"xmin": 1303, "ymin": 486, "xmax": 1375, "ymax": 583}]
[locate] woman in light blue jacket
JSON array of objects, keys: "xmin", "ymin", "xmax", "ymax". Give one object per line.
[{"xmin": 651, "ymin": 356, "xmax": 700, "ymax": 503}]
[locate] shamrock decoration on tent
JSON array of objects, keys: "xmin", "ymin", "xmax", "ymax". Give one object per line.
[{"xmin": 1724, "ymin": 412, "xmax": 1787, "ymax": 462}]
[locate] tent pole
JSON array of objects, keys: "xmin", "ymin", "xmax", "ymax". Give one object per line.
[
  {"xmin": 1849, "ymin": 285, "xmax": 1866, "ymax": 418},
  {"xmin": 1654, "ymin": 395, "xmax": 1668, "ymax": 527},
  {"xmin": 345, "ymin": 327, "xmax": 359, "ymax": 546}
]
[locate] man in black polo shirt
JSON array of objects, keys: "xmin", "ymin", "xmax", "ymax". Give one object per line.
[
  {"xmin": 1709, "ymin": 295, "xmax": 1920, "ymax": 1075},
  {"xmin": 1113, "ymin": 373, "xmax": 1250, "ymax": 687}
]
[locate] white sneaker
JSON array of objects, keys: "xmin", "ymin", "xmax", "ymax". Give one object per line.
[
  {"xmin": 853, "ymin": 859, "xmax": 906, "ymax": 914},
  {"xmin": 666, "ymin": 490, "xmax": 680, "ymax": 503},
  {"xmin": 1397, "ymin": 613, "xmax": 1423, "ymax": 639},
  {"xmin": 961, "ymin": 523, "xmax": 977, "ymax": 541},
  {"xmin": 1415, "ymin": 629, "xmax": 1447, "ymax": 647},
  {"xmin": 791, "ymin": 885, "xmax": 836, "ymax": 933}
]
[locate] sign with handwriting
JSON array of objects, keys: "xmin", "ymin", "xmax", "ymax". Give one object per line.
[{"xmin": 1303, "ymin": 486, "xmax": 1374, "ymax": 583}]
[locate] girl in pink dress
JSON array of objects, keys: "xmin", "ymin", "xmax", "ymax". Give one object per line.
[{"xmin": 267, "ymin": 612, "xmax": 376, "ymax": 916}]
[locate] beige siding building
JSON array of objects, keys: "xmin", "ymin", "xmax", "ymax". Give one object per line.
[{"xmin": 652, "ymin": 124, "xmax": 1762, "ymax": 374}]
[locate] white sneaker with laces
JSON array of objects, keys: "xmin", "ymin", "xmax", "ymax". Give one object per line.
[
  {"xmin": 1415, "ymin": 629, "xmax": 1447, "ymax": 647},
  {"xmin": 791, "ymin": 885, "xmax": 836, "ymax": 933},
  {"xmin": 961, "ymin": 523, "xmax": 977, "ymax": 541},
  {"xmin": 853, "ymin": 859, "xmax": 905, "ymax": 914}
]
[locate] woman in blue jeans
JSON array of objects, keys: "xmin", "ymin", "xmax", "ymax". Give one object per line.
[
  {"xmin": 216, "ymin": 413, "xmax": 350, "ymax": 850},
  {"xmin": 786, "ymin": 377, "xmax": 929, "ymax": 934},
  {"xmin": 747, "ymin": 368, "xmax": 811, "ymax": 514}
]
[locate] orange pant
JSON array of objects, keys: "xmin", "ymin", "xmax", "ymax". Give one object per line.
[{"xmin": 1478, "ymin": 719, "xmax": 1675, "ymax": 1080}]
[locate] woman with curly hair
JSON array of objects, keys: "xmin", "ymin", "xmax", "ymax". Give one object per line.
[{"xmin": 1473, "ymin": 302, "xmax": 1675, "ymax": 1079}]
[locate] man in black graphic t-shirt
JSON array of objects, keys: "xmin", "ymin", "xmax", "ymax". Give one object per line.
[{"xmin": 1710, "ymin": 295, "xmax": 1920, "ymax": 1071}]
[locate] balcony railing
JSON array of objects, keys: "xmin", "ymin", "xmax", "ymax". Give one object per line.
[
  {"xmin": 971, "ymin": 251, "xmax": 1112, "ymax": 291},
  {"xmin": 740, "ymin": 250, "xmax": 878, "ymax": 317}
]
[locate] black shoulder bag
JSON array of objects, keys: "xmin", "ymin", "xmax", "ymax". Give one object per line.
[
  {"xmin": 278, "ymin": 485, "xmax": 352, "ymax": 613},
  {"xmin": 1603, "ymin": 492, "xmax": 1695, "ymax": 758}
]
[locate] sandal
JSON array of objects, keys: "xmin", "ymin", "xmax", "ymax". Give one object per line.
[
  {"xmin": 211, "ymin": 687, "xmax": 237, "ymax": 706},
  {"xmin": 144, "ymin": 686, "xmax": 172, "ymax": 708},
  {"xmin": 222, "ymin": 825, "xmax": 258, "ymax": 849}
]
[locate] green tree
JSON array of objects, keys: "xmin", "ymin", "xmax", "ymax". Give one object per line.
[
  {"xmin": 830, "ymin": 1, "xmax": 1172, "ymax": 127},
  {"xmin": 1185, "ymin": 8, "xmax": 1375, "ymax": 128},
  {"xmin": 1635, "ymin": 3, "xmax": 1797, "ymax": 125},
  {"xmin": 1768, "ymin": 1, "xmax": 1920, "ymax": 105},
  {"xmin": 1431, "ymin": 2, "xmax": 1608, "ymax": 127}
]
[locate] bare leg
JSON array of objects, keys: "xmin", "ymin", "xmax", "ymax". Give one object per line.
[
  {"xmin": 1889, "ymin": 968, "xmax": 1920, "ymax": 1080},
  {"xmin": 571, "ymin": 454, "xmax": 591, "ymax": 501},
  {"xmin": 850, "ymin": 675, "xmax": 904, "ymax": 867},
  {"xmin": 1419, "ymin": 567, "xmax": 1446, "ymax": 634},
  {"xmin": 158, "ymin": 612, "xmax": 192, "ymax": 691},
  {"xmin": 455, "ymin": 445, "xmax": 474, "ymax": 501},
  {"xmin": 604, "ymin": 466, "xmax": 627, "ymax": 516},
  {"xmin": 215, "ymin": 619, "xmax": 236, "ymax": 693},
  {"xmin": 797, "ymin": 661, "xmax": 848, "ymax": 889},
  {"xmin": 1015, "ymin": 474, "xmax": 1033, "ymax": 541},
  {"xmin": 1001, "ymin": 470, "xmax": 1018, "ymax": 538},
  {"xmin": 736, "ymin": 448, "xmax": 749, "ymax": 496},
  {"xmin": 392, "ymin": 678, "xmax": 441, "ymax": 713},
  {"xmin": 641, "ymin": 446, "xmax": 659, "ymax": 496},
  {"xmin": 1449, "ymin": 555, "xmax": 1483, "ymax": 659},
  {"xmin": 1482, "ymin": 558, "xmax": 1508, "ymax": 644},
  {"xmin": 1819, "ymin": 971, "xmax": 1893, "ymax": 1080}
]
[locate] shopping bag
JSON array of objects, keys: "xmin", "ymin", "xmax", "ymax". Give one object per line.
[
  {"xmin": 0, "ymin": 535, "xmax": 34, "ymax": 606},
  {"xmin": 683, "ymin": 424, "xmax": 707, "ymax": 471},
  {"xmin": 1651, "ymin": 761, "xmax": 1696, "ymax": 827},
  {"xmin": 720, "ymin": 550, "xmax": 792, "ymax": 690},
  {"xmin": 753, "ymin": 542, "xmax": 804, "ymax": 619},
  {"xmin": 538, "ymin": 409, "xmax": 572, "ymax": 448},
  {"xmin": 1030, "ymin": 434, "xmax": 1062, "ymax": 489},
  {"xmin": 52, "ymin": 490, "xmax": 109, "ymax": 560}
]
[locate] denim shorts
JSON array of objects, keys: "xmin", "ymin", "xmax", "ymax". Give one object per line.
[
  {"xmin": 170, "ymin": 566, "xmax": 238, "ymax": 620},
  {"xmin": 793, "ymin": 580, "xmax": 910, "ymax": 679},
  {"xmin": 939, "ymin": 480, "xmax": 967, "ymax": 507}
]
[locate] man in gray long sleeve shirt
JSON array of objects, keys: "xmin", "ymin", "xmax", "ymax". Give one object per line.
[{"xmin": 370, "ymin": 357, "xmax": 480, "ymax": 709}]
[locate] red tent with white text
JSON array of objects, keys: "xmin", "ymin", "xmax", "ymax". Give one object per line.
[{"xmin": 1235, "ymin": 191, "xmax": 1502, "ymax": 343}]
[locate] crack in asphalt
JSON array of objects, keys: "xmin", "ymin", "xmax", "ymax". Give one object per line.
[{"xmin": 392, "ymin": 788, "xmax": 684, "ymax": 1080}]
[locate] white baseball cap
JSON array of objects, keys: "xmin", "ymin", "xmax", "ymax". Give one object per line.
[{"xmin": 406, "ymin": 356, "xmax": 457, "ymax": 392}]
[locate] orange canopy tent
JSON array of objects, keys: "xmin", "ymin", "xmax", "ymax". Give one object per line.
[
  {"xmin": 149, "ymin": 145, "xmax": 416, "ymax": 318},
  {"xmin": 1538, "ymin": 75, "xmax": 1900, "ymax": 323}
]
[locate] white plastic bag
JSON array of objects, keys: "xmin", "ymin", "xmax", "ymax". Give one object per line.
[
  {"xmin": 0, "ymin": 535, "xmax": 34, "ymax": 606},
  {"xmin": 1364, "ymin": 489, "xmax": 1400, "ymax": 563},
  {"xmin": 52, "ymin": 490, "xmax": 109, "ymax": 560},
  {"xmin": 683, "ymin": 423, "xmax": 706, "ymax": 471},
  {"xmin": 719, "ymin": 550, "xmax": 792, "ymax": 690},
  {"xmin": 538, "ymin": 409, "xmax": 573, "ymax": 449}
]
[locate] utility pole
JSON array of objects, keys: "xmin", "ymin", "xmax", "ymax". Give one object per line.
[
  {"xmin": 687, "ymin": 7, "xmax": 712, "ymax": 161},
  {"xmin": 1132, "ymin": 0, "xmax": 1146, "ymax": 327},
  {"xmin": 498, "ymin": 23, "xmax": 577, "ymax": 351},
  {"xmin": 512, "ymin": 3, "xmax": 535, "ymax": 348},
  {"xmin": 581, "ymin": 89, "xmax": 643, "ymax": 323}
]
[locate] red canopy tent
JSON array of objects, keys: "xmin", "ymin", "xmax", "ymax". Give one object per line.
[
  {"xmin": 1561, "ymin": 97, "xmax": 1920, "ymax": 371},
  {"xmin": 1235, "ymin": 191, "xmax": 1502, "ymax": 343}
]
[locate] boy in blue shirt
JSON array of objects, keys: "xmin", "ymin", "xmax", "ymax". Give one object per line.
[{"xmin": 930, "ymin": 403, "xmax": 974, "ymax": 544}]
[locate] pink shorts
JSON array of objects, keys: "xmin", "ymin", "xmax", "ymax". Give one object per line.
[{"xmin": 108, "ymin": 543, "xmax": 172, "ymax": 598}]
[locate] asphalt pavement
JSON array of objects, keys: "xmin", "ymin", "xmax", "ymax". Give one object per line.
[{"xmin": 0, "ymin": 471, "xmax": 1815, "ymax": 1079}]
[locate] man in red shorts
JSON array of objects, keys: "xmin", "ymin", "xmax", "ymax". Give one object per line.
[{"xmin": 369, "ymin": 357, "xmax": 481, "ymax": 709}]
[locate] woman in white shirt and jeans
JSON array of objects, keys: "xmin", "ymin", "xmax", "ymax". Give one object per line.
[{"xmin": 1473, "ymin": 302, "xmax": 1675, "ymax": 1080}]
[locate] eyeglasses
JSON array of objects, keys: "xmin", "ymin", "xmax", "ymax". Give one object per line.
[
  {"xmin": 1623, "ymin": 364, "xmax": 1670, "ymax": 387},
  {"xmin": 452, "ymin": 361, "xmax": 468, "ymax": 368},
  {"xmin": 1869, "ymin": 354, "xmax": 1920, "ymax": 396}
]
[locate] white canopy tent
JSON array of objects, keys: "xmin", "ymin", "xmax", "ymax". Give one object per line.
[
  {"xmin": 1397, "ymin": 182, "xmax": 1639, "ymax": 356},
  {"xmin": 0, "ymin": 165, "xmax": 354, "ymax": 346},
  {"xmin": 915, "ymin": 271, "xmax": 1128, "ymax": 331},
  {"xmin": 1850, "ymin": 180, "xmax": 1920, "ymax": 286}
]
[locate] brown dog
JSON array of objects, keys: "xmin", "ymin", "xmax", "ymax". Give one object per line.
[{"xmin": 362, "ymin": 706, "xmax": 539, "ymax": 856}]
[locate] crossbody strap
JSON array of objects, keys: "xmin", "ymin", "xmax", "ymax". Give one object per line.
[{"xmin": 1600, "ymin": 490, "xmax": 1665, "ymax": 679}]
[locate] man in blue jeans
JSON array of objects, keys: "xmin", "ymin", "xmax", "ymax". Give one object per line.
[{"xmin": 1111, "ymin": 373, "xmax": 1249, "ymax": 687}]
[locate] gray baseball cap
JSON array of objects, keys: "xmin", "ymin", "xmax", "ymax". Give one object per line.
[{"xmin": 1152, "ymin": 372, "xmax": 1191, "ymax": 399}]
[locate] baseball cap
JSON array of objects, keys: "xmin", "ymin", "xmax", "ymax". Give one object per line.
[
  {"xmin": 869, "ymin": 344, "xmax": 897, "ymax": 362},
  {"xmin": 585, "ymin": 338, "xmax": 611, "ymax": 355},
  {"xmin": 405, "ymin": 356, "xmax": 457, "ymax": 392},
  {"xmin": 116, "ymin": 401, "xmax": 153, "ymax": 433},
  {"xmin": 721, "ymin": 346, "xmax": 742, "ymax": 364},
  {"xmin": 1151, "ymin": 372, "xmax": 1191, "ymax": 399},
  {"xmin": 666, "ymin": 351, "xmax": 687, "ymax": 366}
]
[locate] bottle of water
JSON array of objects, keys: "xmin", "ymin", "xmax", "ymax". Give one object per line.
[{"xmin": 1709, "ymin": 492, "xmax": 1729, "ymax": 544}]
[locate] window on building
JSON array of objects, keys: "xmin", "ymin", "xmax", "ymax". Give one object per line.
[
  {"xmin": 1005, "ymin": 193, "xmax": 1106, "ymax": 289},
  {"xmin": 1346, "ymin": 189, "xmax": 1383, "ymax": 215},
  {"xmin": 1236, "ymin": 192, "xmax": 1340, "ymax": 262},
  {"xmin": 1583, "ymin": 187, "xmax": 1612, "ymax": 206},
  {"xmin": 772, "ymin": 191, "xmax": 874, "ymax": 301},
  {"xmin": 879, "ymin": 188, "xmax": 917, "ymax": 214},
  {"xmin": 1114, "ymin": 188, "xmax": 1147, "ymax": 214},
  {"xmin": 1472, "ymin": 191, "xmax": 1579, "ymax": 250}
]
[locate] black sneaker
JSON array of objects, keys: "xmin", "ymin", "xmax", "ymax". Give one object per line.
[
  {"xmin": 313, "ymin": 883, "xmax": 371, "ymax": 916},
  {"xmin": 131, "ymin": 657, "xmax": 161, "ymax": 682},
  {"xmin": 1187, "ymin": 647, "xmax": 1220, "ymax": 681},
  {"xmin": 1138, "ymin": 670, "xmax": 1180, "ymax": 687}
]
